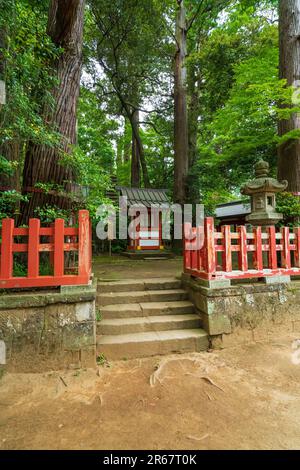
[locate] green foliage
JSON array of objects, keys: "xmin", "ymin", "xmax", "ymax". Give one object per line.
[
  {"xmin": 87, "ymin": 0, "xmax": 173, "ymax": 188},
  {"xmin": 141, "ymin": 118, "xmax": 174, "ymax": 191},
  {"xmin": 0, "ymin": 0, "xmax": 60, "ymax": 146},
  {"xmin": 88, "ymin": 0, "xmax": 172, "ymax": 111},
  {"xmin": 0, "ymin": 0, "xmax": 61, "ymax": 220},
  {"xmin": 13, "ymin": 253, "xmax": 52, "ymax": 277},
  {"xmin": 0, "ymin": 155, "xmax": 14, "ymax": 176},
  {"xmin": 33, "ymin": 204, "xmax": 72, "ymax": 224},
  {"xmin": 207, "ymin": 32, "xmax": 281, "ymax": 166},
  {"xmin": 77, "ymin": 87, "xmax": 117, "ymax": 173},
  {"xmin": 13, "ymin": 259, "xmax": 27, "ymax": 277},
  {"xmin": 111, "ymin": 239, "xmax": 127, "ymax": 254},
  {"xmin": 66, "ymin": 86, "xmax": 116, "ymax": 219},
  {"xmin": 2, "ymin": 0, "xmax": 299, "ymax": 240},
  {"xmin": 0, "ymin": 190, "xmax": 28, "ymax": 221},
  {"xmin": 96, "ymin": 309, "xmax": 102, "ymax": 322},
  {"xmin": 96, "ymin": 353, "xmax": 109, "ymax": 366},
  {"xmin": 189, "ymin": 3, "xmax": 285, "ymax": 206},
  {"xmin": 276, "ymin": 193, "xmax": 300, "ymax": 227}
]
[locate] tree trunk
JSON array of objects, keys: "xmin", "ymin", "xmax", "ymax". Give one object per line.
[
  {"xmin": 131, "ymin": 109, "xmax": 140, "ymax": 187},
  {"xmin": 20, "ymin": 0, "xmax": 85, "ymax": 223},
  {"xmin": 278, "ymin": 0, "xmax": 300, "ymax": 192},
  {"xmin": 134, "ymin": 127, "xmax": 150, "ymax": 188},
  {"xmin": 130, "ymin": 108, "xmax": 150, "ymax": 188},
  {"xmin": 173, "ymin": 0, "xmax": 189, "ymax": 205},
  {"xmin": 187, "ymin": 62, "xmax": 200, "ymax": 203},
  {"xmin": 123, "ymin": 117, "xmax": 131, "ymax": 163},
  {"xmin": 116, "ymin": 135, "xmax": 123, "ymax": 170}
]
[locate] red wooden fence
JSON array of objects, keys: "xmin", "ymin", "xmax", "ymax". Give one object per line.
[
  {"xmin": 0, "ymin": 210, "xmax": 92, "ymax": 289},
  {"xmin": 184, "ymin": 217, "xmax": 300, "ymax": 280}
]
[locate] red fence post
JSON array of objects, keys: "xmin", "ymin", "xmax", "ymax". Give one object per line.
[
  {"xmin": 268, "ymin": 226, "xmax": 277, "ymax": 270},
  {"xmin": 78, "ymin": 210, "xmax": 91, "ymax": 280},
  {"xmin": 281, "ymin": 226, "xmax": 291, "ymax": 269},
  {"xmin": 204, "ymin": 217, "xmax": 216, "ymax": 278},
  {"xmin": 197, "ymin": 225, "xmax": 204, "ymax": 271},
  {"xmin": 54, "ymin": 218, "xmax": 65, "ymax": 277},
  {"xmin": 222, "ymin": 225, "xmax": 232, "ymax": 272},
  {"xmin": 89, "ymin": 216, "xmax": 92, "ymax": 273},
  {"xmin": 49, "ymin": 222, "xmax": 54, "ymax": 270},
  {"xmin": 294, "ymin": 227, "xmax": 300, "ymax": 268},
  {"xmin": 0, "ymin": 218, "xmax": 14, "ymax": 280},
  {"xmin": 28, "ymin": 218, "xmax": 40, "ymax": 278},
  {"xmin": 253, "ymin": 227, "xmax": 263, "ymax": 271},
  {"xmin": 238, "ymin": 225, "xmax": 248, "ymax": 272},
  {"xmin": 183, "ymin": 223, "xmax": 191, "ymax": 271}
]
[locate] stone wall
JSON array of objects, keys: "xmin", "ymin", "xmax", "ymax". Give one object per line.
[
  {"xmin": 0, "ymin": 283, "xmax": 96, "ymax": 372},
  {"xmin": 182, "ymin": 274, "xmax": 300, "ymax": 348}
]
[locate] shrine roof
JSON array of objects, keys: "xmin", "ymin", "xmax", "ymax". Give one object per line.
[
  {"xmin": 117, "ymin": 186, "xmax": 169, "ymax": 207},
  {"xmin": 215, "ymin": 200, "xmax": 251, "ymax": 219}
]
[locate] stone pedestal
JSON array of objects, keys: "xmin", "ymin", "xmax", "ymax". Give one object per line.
[
  {"xmin": 182, "ymin": 274, "xmax": 300, "ymax": 347},
  {"xmin": 0, "ymin": 281, "xmax": 97, "ymax": 372}
]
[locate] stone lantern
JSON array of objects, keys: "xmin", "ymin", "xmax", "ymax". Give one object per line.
[{"xmin": 241, "ymin": 159, "xmax": 288, "ymax": 226}]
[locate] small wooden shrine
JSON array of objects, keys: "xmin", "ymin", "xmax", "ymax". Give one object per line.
[{"xmin": 117, "ymin": 186, "xmax": 170, "ymax": 254}]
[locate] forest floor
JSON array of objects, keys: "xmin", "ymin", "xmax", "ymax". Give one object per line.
[{"xmin": 1, "ymin": 336, "xmax": 300, "ymax": 450}]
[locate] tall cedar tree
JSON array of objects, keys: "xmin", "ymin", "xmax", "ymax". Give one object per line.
[
  {"xmin": 20, "ymin": 0, "xmax": 85, "ymax": 223},
  {"xmin": 278, "ymin": 0, "xmax": 300, "ymax": 192},
  {"xmin": 174, "ymin": 0, "xmax": 189, "ymax": 204}
]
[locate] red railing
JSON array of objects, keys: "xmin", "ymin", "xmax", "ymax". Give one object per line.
[
  {"xmin": 0, "ymin": 210, "xmax": 92, "ymax": 289},
  {"xmin": 184, "ymin": 217, "xmax": 300, "ymax": 280}
]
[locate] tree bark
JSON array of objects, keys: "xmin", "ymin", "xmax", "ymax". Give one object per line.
[
  {"xmin": 132, "ymin": 119, "xmax": 150, "ymax": 188},
  {"xmin": 123, "ymin": 117, "xmax": 131, "ymax": 163},
  {"xmin": 173, "ymin": 0, "xmax": 189, "ymax": 205},
  {"xmin": 131, "ymin": 109, "xmax": 140, "ymax": 187},
  {"xmin": 278, "ymin": 0, "xmax": 300, "ymax": 192},
  {"xmin": 20, "ymin": 0, "xmax": 85, "ymax": 223},
  {"xmin": 129, "ymin": 107, "xmax": 150, "ymax": 188},
  {"xmin": 186, "ymin": 61, "xmax": 201, "ymax": 203}
]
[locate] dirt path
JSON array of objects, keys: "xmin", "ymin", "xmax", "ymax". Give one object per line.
[
  {"xmin": 93, "ymin": 255, "xmax": 183, "ymax": 280},
  {"xmin": 1, "ymin": 335, "xmax": 300, "ymax": 450}
]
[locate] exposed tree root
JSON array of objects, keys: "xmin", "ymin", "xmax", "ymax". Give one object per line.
[{"xmin": 149, "ymin": 355, "xmax": 225, "ymax": 392}]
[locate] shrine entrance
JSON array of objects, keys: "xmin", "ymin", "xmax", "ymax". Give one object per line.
[{"xmin": 117, "ymin": 186, "xmax": 172, "ymax": 257}]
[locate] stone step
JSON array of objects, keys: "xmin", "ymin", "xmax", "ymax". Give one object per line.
[
  {"xmin": 98, "ymin": 289, "xmax": 189, "ymax": 306},
  {"xmin": 100, "ymin": 300, "xmax": 195, "ymax": 319},
  {"xmin": 97, "ymin": 329, "xmax": 209, "ymax": 360},
  {"xmin": 98, "ymin": 314, "xmax": 201, "ymax": 335},
  {"xmin": 121, "ymin": 251, "xmax": 174, "ymax": 260},
  {"xmin": 98, "ymin": 278, "xmax": 182, "ymax": 293}
]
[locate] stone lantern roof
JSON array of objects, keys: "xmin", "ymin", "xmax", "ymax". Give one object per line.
[
  {"xmin": 241, "ymin": 160, "xmax": 288, "ymax": 196},
  {"xmin": 240, "ymin": 159, "xmax": 288, "ymax": 226}
]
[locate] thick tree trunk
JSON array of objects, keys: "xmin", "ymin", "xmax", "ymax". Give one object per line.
[
  {"xmin": 173, "ymin": 0, "xmax": 189, "ymax": 205},
  {"xmin": 130, "ymin": 108, "xmax": 150, "ymax": 188},
  {"xmin": 134, "ymin": 129, "xmax": 150, "ymax": 188},
  {"xmin": 0, "ymin": 18, "xmax": 6, "ymax": 83},
  {"xmin": 187, "ymin": 62, "xmax": 200, "ymax": 203},
  {"xmin": 187, "ymin": 65, "xmax": 200, "ymax": 169},
  {"xmin": 278, "ymin": 0, "xmax": 300, "ymax": 192},
  {"xmin": 123, "ymin": 117, "xmax": 131, "ymax": 163},
  {"xmin": 116, "ymin": 136, "xmax": 123, "ymax": 169},
  {"xmin": 20, "ymin": 0, "xmax": 85, "ymax": 223},
  {"xmin": 131, "ymin": 110, "xmax": 140, "ymax": 187}
]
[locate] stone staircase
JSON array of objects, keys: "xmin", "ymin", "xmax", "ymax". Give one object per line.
[{"xmin": 96, "ymin": 278, "xmax": 208, "ymax": 360}]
